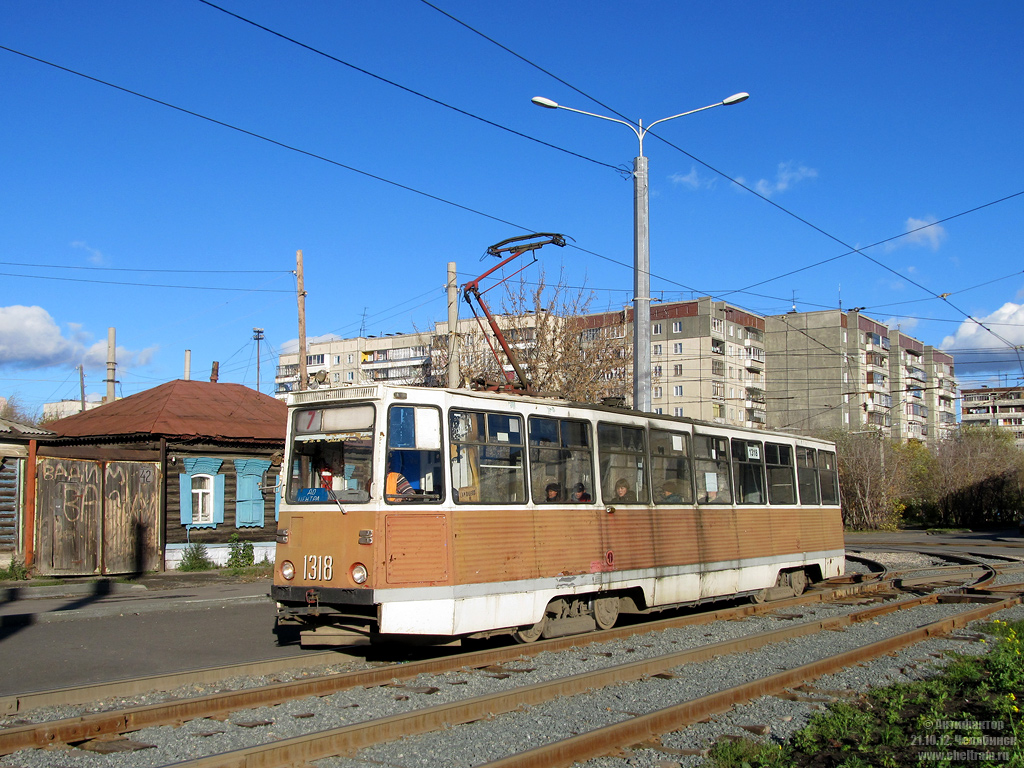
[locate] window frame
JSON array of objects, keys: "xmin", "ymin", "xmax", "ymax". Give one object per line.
[
  {"xmin": 528, "ymin": 415, "xmax": 595, "ymax": 505},
  {"xmin": 448, "ymin": 409, "xmax": 526, "ymax": 505},
  {"xmin": 385, "ymin": 404, "xmax": 445, "ymax": 504},
  {"xmin": 597, "ymin": 421, "xmax": 649, "ymax": 504}
]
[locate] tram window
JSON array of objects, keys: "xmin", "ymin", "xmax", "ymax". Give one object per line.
[
  {"xmin": 449, "ymin": 410, "xmax": 526, "ymax": 504},
  {"xmin": 288, "ymin": 405, "xmax": 374, "ymax": 504},
  {"xmin": 694, "ymin": 434, "xmax": 733, "ymax": 504},
  {"xmin": 796, "ymin": 447, "xmax": 820, "ymax": 505},
  {"xmin": 386, "ymin": 405, "xmax": 443, "ymax": 504},
  {"xmin": 817, "ymin": 450, "xmax": 840, "ymax": 505},
  {"xmin": 765, "ymin": 442, "xmax": 796, "ymax": 504},
  {"xmin": 731, "ymin": 439, "xmax": 766, "ymax": 504},
  {"xmin": 598, "ymin": 423, "xmax": 649, "ymax": 503},
  {"xmin": 528, "ymin": 416, "xmax": 594, "ymax": 504},
  {"xmin": 650, "ymin": 429, "xmax": 694, "ymax": 504}
]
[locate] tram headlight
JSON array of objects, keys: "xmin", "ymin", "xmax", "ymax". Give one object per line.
[
  {"xmin": 350, "ymin": 563, "xmax": 368, "ymax": 584},
  {"xmin": 281, "ymin": 560, "xmax": 295, "ymax": 580}
]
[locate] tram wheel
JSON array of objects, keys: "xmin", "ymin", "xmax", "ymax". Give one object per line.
[
  {"xmin": 512, "ymin": 618, "xmax": 546, "ymax": 644},
  {"xmin": 788, "ymin": 569, "xmax": 808, "ymax": 596},
  {"xmin": 593, "ymin": 597, "xmax": 619, "ymax": 630}
]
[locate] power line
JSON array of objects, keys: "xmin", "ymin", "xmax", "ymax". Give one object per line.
[
  {"xmin": 0, "ymin": 259, "xmax": 290, "ymax": 274},
  {"xmin": 196, "ymin": 0, "xmax": 620, "ymax": 173},
  {"xmin": 420, "ymin": 4, "xmax": 1024, "ymax": 374},
  {"xmin": 0, "ymin": 270, "xmax": 292, "ymax": 292},
  {"xmin": 0, "ymin": 44, "xmax": 529, "ymax": 232}
]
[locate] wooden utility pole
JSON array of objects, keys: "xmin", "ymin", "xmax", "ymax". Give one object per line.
[{"xmin": 297, "ymin": 250, "xmax": 307, "ymax": 391}]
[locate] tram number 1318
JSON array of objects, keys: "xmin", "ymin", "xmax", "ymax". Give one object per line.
[{"xmin": 303, "ymin": 555, "xmax": 333, "ymax": 581}]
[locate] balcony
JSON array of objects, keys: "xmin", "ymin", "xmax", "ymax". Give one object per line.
[{"xmin": 361, "ymin": 353, "xmax": 430, "ymax": 369}]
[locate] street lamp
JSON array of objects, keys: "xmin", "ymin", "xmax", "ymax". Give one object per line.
[{"xmin": 532, "ymin": 92, "xmax": 749, "ymax": 412}]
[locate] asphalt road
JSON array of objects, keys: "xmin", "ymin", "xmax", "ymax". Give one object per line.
[{"xmin": 0, "ymin": 578, "xmax": 312, "ymax": 695}]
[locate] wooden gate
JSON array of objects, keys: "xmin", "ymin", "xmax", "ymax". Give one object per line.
[
  {"xmin": 36, "ymin": 457, "xmax": 161, "ymax": 575},
  {"xmin": 103, "ymin": 461, "xmax": 161, "ymax": 573}
]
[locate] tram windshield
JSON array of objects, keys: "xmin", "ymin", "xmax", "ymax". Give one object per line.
[{"xmin": 288, "ymin": 404, "xmax": 374, "ymax": 504}]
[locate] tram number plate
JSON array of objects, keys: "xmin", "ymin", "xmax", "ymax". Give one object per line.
[{"xmin": 303, "ymin": 555, "xmax": 333, "ymax": 581}]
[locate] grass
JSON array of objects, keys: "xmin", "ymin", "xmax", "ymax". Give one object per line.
[
  {"xmin": 707, "ymin": 618, "xmax": 1024, "ymax": 768},
  {"xmin": 0, "ymin": 557, "xmax": 31, "ymax": 581}
]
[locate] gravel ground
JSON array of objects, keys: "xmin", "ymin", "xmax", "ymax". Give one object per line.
[{"xmin": 2, "ymin": 553, "xmax": 1019, "ymax": 768}]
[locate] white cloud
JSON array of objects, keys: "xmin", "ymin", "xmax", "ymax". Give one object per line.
[
  {"xmin": 901, "ymin": 216, "xmax": 946, "ymax": 251},
  {"xmin": 71, "ymin": 240, "xmax": 107, "ymax": 265},
  {"xmin": 882, "ymin": 316, "xmax": 919, "ymax": 333},
  {"xmin": 0, "ymin": 306, "xmax": 81, "ymax": 368},
  {"xmin": 941, "ymin": 301, "xmax": 1024, "ymax": 375},
  {"xmin": 753, "ymin": 161, "xmax": 817, "ymax": 197},
  {"xmin": 0, "ymin": 305, "xmax": 156, "ymax": 371},
  {"xmin": 280, "ymin": 333, "xmax": 342, "ymax": 355},
  {"xmin": 669, "ymin": 166, "xmax": 715, "ymax": 190}
]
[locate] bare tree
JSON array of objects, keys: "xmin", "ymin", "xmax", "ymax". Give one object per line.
[
  {"xmin": 925, "ymin": 426, "xmax": 1024, "ymax": 528},
  {"xmin": 826, "ymin": 429, "xmax": 914, "ymax": 530},
  {"xmin": 462, "ymin": 269, "xmax": 633, "ymax": 404},
  {"xmin": 0, "ymin": 395, "xmax": 40, "ymax": 426}
]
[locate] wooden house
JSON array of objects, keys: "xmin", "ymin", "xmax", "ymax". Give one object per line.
[
  {"xmin": 0, "ymin": 417, "xmax": 53, "ymax": 569},
  {"xmin": 37, "ymin": 380, "xmax": 286, "ymax": 575}
]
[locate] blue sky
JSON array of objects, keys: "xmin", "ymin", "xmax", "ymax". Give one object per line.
[{"xmin": 2, "ymin": 1, "xmax": 1022, "ymax": 416}]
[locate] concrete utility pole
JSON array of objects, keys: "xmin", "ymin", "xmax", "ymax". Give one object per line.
[
  {"xmin": 531, "ymin": 93, "xmax": 748, "ymax": 412},
  {"xmin": 296, "ymin": 250, "xmax": 307, "ymax": 392},
  {"xmin": 105, "ymin": 327, "xmax": 116, "ymax": 404},
  {"xmin": 79, "ymin": 365, "xmax": 85, "ymax": 413},
  {"xmin": 447, "ymin": 261, "xmax": 460, "ymax": 388}
]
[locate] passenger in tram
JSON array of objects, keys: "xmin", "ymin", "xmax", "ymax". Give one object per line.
[
  {"xmin": 570, "ymin": 483, "xmax": 592, "ymax": 503},
  {"xmin": 613, "ymin": 478, "xmax": 634, "ymax": 502},
  {"xmin": 385, "ymin": 456, "xmax": 415, "ymax": 500},
  {"xmin": 658, "ymin": 480, "xmax": 683, "ymax": 503},
  {"xmin": 545, "ymin": 482, "xmax": 562, "ymax": 502}
]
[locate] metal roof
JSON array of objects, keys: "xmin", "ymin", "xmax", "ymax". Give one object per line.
[
  {"xmin": 47, "ymin": 380, "xmax": 286, "ymax": 442},
  {"xmin": 0, "ymin": 417, "xmax": 54, "ymax": 439}
]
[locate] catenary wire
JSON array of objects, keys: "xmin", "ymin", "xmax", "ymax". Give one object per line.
[
  {"xmin": 195, "ymin": 0, "xmax": 620, "ymax": 173},
  {"xmin": 422, "ymin": 2, "xmax": 1024, "ymax": 373}
]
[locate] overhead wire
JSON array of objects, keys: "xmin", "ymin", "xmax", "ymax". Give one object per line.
[
  {"xmin": 196, "ymin": 0, "xmax": 620, "ymax": 174},
  {"xmin": 420, "ymin": 2, "xmax": 1024, "ymax": 376}
]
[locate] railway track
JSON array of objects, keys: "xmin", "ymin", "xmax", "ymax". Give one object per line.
[{"xmin": 2, "ymin": 552, "xmax": 1022, "ymax": 767}]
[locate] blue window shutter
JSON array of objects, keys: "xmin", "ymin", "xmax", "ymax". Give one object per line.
[
  {"xmin": 233, "ymin": 459, "xmax": 271, "ymax": 528},
  {"xmin": 179, "ymin": 473, "xmax": 193, "ymax": 524},
  {"xmin": 213, "ymin": 473, "xmax": 226, "ymax": 525},
  {"xmin": 235, "ymin": 476, "xmax": 262, "ymax": 527}
]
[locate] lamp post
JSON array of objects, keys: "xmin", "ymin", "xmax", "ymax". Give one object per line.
[{"xmin": 532, "ymin": 93, "xmax": 749, "ymax": 412}]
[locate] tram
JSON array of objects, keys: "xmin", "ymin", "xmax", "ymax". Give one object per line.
[{"xmin": 271, "ymin": 384, "xmax": 844, "ymax": 646}]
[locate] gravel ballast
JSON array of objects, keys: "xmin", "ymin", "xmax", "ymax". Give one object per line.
[{"xmin": 1, "ymin": 553, "xmax": 1020, "ymax": 768}]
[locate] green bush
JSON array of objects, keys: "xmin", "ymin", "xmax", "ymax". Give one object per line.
[
  {"xmin": 178, "ymin": 542, "xmax": 216, "ymax": 571},
  {"xmin": 226, "ymin": 533, "xmax": 255, "ymax": 569}
]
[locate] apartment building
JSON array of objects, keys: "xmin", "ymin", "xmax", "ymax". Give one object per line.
[
  {"xmin": 764, "ymin": 310, "xmax": 957, "ymax": 447},
  {"xmin": 648, "ymin": 298, "xmax": 767, "ymax": 428},
  {"xmin": 960, "ymin": 386, "xmax": 1024, "ymax": 449},
  {"xmin": 275, "ymin": 332, "xmax": 433, "ymax": 394},
  {"xmin": 277, "ymin": 302, "xmax": 958, "ymax": 444}
]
